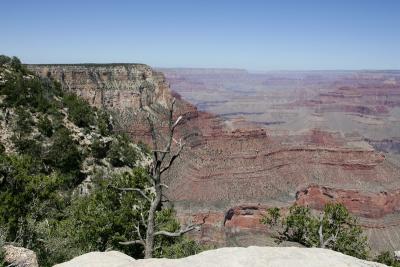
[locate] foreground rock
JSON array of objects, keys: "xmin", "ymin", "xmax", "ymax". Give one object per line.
[
  {"xmin": 3, "ymin": 245, "xmax": 39, "ymax": 267},
  {"xmin": 54, "ymin": 246, "xmax": 386, "ymax": 267},
  {"xmin": 54, "ymin": 250, "xmax": 135, "ymax": 267}
]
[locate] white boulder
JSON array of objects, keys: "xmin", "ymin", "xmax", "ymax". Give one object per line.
[
  {"xmin": 3, "ymin": 245, "xmax": 39, "ymax": 267},
  {"xmin": 54, "ymin": 246, "xmax": 387, "ymax": 267}
]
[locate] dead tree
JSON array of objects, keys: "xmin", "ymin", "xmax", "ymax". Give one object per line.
[
  {"xmin": 317, "ymin": 213, "xmax": 339, "ymax": 249},
  {"xmin": 117, "ymin": 98, "xmax": 206, "ymax": 258}
]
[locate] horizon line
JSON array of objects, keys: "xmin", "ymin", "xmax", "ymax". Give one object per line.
[{"xmin": 23, "ymin": 63, "xmax": 400, "ymax": 73}]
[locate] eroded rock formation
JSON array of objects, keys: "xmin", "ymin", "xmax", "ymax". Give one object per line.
[{"xmin": 296, "ymin": 185, "xmax": 400, "ymax": 219}]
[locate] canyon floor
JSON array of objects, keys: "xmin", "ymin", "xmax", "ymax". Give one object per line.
[{"xmin": 29, "ymin": 65, "xmax": 400, "ymax": 253}]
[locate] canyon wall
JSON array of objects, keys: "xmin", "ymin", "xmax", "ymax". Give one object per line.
[{"xmin": 27, "ymin": 64, "xmax": 400, "ymax": 252}]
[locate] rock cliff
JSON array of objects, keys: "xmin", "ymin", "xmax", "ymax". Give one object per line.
[{"xmin": 28, "ymin": 64, "xmax": 170, "ymax": 110}]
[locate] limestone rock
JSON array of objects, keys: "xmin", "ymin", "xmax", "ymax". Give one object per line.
[
  {"xmin": 3, "ymin": 245, "xmax": 39, "ymax": 267},
  {"xmin": 54, "ymin": 250, "xmax": 135, "ymax": 267},
  {"xmin": 395, "ymin": 250, "xmax": 400, "ymax": 260},
  {"xmin": 54, "ymin": 246, "xmax": 387, "ymax": 267}
]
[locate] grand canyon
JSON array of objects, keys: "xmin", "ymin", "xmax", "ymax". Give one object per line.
[
  {"xmin": 2, "ymin": 1, "xmax": 400, "ymax": 266},
  {"xmin": 28, "ymin": 65, "xmax": 400, "ymax": 253}
]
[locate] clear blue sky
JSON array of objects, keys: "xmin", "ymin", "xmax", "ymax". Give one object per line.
[{"xmin": 1, "ymin": 0, "xmax": 399, "ymax": 70}]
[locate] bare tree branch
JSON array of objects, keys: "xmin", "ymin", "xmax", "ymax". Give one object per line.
[
  {"xmin": 318, "ymin": 212, "xmax": 340, "ymax": 248},
  {"xmin": 160, "ymin": 143, "xmax": 184, "ymax": 174},
  {"xmin": 154, "ymin": 228, "xmax": 196, "ymax": 238},
  {"xmin": 146, "ymin": 113, "xmax": 159, "ymax": 163},
  {"xmin": 154, "ymin": 213, "xmax": 209, "ymax": 238},
  {"xmin": 152, "ymin": 149, "xmax": 171, "ymax": 153},
  {"xmin": 318, "ymin": 213, "xmax": 324, "ymax": 248},
  {"xmin": 172, "ymin": 116, "xmax": 183, "ymax": 130},
  {"xmin": 134, "ymin": 223, "xmax": 144, "ymax": 244},
  {"xmin": 160, "ymin": 183, "xmax": 169, "ymax": 189},
  {"xmin": 132, "ymin": 98, "xmax": 204, "ymax": 258},
  {"xmin": 323, "ymin": 227, "xmax": 340, "ymax": 247},
  {"xmin": 119, "ymin": 240, "xmax": 145, "ymax": 246},
  {"xmin": 110, "ymin": 185, "xmax": 152, "ymax": 203},
  {"xmin": 139, "ymin": 211, "xmax": 147, "ymax": 227},
  {"xmin": 159, "ymin": 99, "xmax": 180, "ymax": 164}
]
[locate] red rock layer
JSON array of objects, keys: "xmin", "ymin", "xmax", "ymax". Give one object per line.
[
  {"xmin": 296, "ymin": 185, "xmax": 400, "ymax": 219},
  {"xmin": 299, "ymin": 84, "xmax": 400, "ymax": 116}
]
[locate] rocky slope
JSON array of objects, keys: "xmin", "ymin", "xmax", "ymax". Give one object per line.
[
  {"xmin": 27, "ymin": 64, "xmax": 400, "ymax": 253},
  {"xmin": 0, "ymin": 62, "xmax": 148, "ymax": 196},
  {"xmin": 0, "ymin": 57, "xmax": 162, "ymax": 266},
  {"xmin": 54, "ymin": 246, "xmax": 387, "ymax": 267}
]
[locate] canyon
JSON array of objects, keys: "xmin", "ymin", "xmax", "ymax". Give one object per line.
[{"xmin": 27, "ymin": 65, "xmax": 400, "ymax": 253}]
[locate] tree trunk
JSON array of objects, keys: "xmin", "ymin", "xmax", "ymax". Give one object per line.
[
  {"xmin": 318, "ymin": 223, "xmax": 324, "ymax": 248},
  {"xmin": 144, "ymin": 183, "xmax": 162, "ymax": 258}
]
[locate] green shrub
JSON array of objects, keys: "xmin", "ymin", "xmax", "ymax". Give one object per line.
[
  {"xmin": 0, "ymin": 154, "xmax": 65, "ymax": 243},
  {"xmin": 375, "ymin": 251, "xmax": 400, "ymax": 267},
  {"xmin": 62, "ymin": 94, "xmax": 95, "ymax": 128},
  {"xmin": 158, "ymin": 238, "xmax": 210, "ymax": 259},
  {"xmin": 10, "ymin": 56, "xmax": 22, "ymax": 71},
  {"xmin": 50, "ymin": 114, "xmax": 65, "ymax": 132},
  {"xmin": 97, "ymin": 110, "xmax": 112, "ymax": 136},
  {"xmin": 36, "ymin": 170, "xmax": 150, "ymax": 265},
  {"xmin": 137, "ymin": 141, "xmax": 151, "ymax": 155},
  {"xmin": 33, "ymin": 79, "xmax": 55, "ymax": 113},
  {"xmin": 283, "ymin": 205, "xmax": 318, "ymax": 246},
  {"xmin": 0, "ymin": 55, "xmax": 10, "ymax": 65},
  {"xmin": 153, "ymin": 208, "xmax": 211, "ymax": 259},
  {"xmin": 261, "ymin": 207, "xmax": 280, "ymax": 226},
  {"xmin": 0, "ymin": 249, "xmax": 4, "ymax": 267},
  {"xmin": 1, "ymin": 74, "xmax": 51, "ymax": 111},
  {"xmin": 0, "ymin": 143, "xmax": 5, "ymax": 154},
  {"xmin": 45, "ymin": 128, "xmax": 82, "ymax": 176},
  {"xmin": 261, "ymin": 203, "xmax": 369, "ymax": 259},
  {"xmin": 91, "ymin": 138, "xmax": 109, "ymax": 159},
  {"xmin": 107, "ymin": 135, "xmax": 138, "ymax": 167},
  {"xmin": 38, "ymin": 115, "xmax": 53, "ymax": 137},
  {"xmin": 0, "ymin": 227, "xmax": 5, "ymax": 267},
  {"xmin": 12, "ymin": 137, "xmax": 42, "ymax": 157},
  {"xmin": 13, "ymin": 107, "xmax": 34, "ymax": 136},
  {"xmin": 34, "ymin": 167, "xmax": 208, "ymax": 265}
]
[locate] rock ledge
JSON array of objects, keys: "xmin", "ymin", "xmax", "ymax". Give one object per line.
[{"xmin": 54, "ymin": 246, "xmax": 387, "ymax": 267}]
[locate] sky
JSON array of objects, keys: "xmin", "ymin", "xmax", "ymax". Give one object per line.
[{"xmin": 1, "ymin": 0, "xmax": 399, "ymax": 70}]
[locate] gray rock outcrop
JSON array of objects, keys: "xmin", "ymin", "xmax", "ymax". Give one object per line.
[
  {"xmin": 54, "ymin": 246, "xmax": 387, "ymax": 267},
  {"xmin": 3, "ymin": 245, "xmax": 39, "ymax": 267}
]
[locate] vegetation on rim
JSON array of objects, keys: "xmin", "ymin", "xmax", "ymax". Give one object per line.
[
  {"xmin": 0, "ymin": 55, "xmax": 208, "ymax": 266},
  {"xmin": 261, "ymin": 203, "xmax": 369, "ymax": 260}
]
